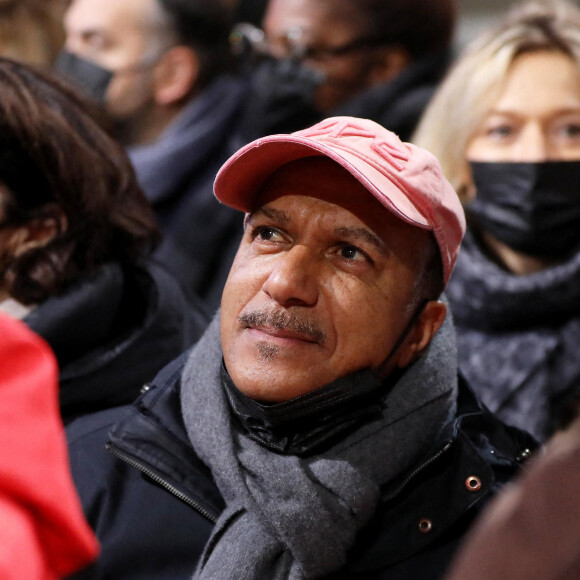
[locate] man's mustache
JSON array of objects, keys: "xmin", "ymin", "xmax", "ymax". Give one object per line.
[{"xmin": 238, "ymin": 309, "xmax": 326, "ymax": 343}]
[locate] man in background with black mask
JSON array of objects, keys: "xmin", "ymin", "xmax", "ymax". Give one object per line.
[
  {"xmin": 57, "ymin": 0, "xmax": 248, "ymax": 309},
  {"xmin": 235, "ymin": 0, "xmax": 455, "ymax": 142}
]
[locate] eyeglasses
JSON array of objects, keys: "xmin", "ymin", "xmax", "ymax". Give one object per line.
[{"xmin": 230, "ymin": 23, "xmax": 386, "ymax": 63}]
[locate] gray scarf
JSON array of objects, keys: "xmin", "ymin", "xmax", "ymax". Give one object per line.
[
  {"xmin": 446, "ymin": 228, "xmax": 580, "ymax": 440},
  {"xmin": 128, "ymin": 75, "xmax": 246, "ymax": 206},
  {"xmin": 181, "ymin": 311, "xmax": 458, "ymax": 579},
  {"xmin": 447, "ymin": 228, "xmax": 580, "ymax": 331}
]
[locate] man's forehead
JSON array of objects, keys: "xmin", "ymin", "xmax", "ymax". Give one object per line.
[
  {"xmin": 251, "ymin": 161, "xmax": 420, "ymax": 247},
  {"xmin": 264, "ymin": 0, "xmax": 368, "ymax": 41},
  {"xmin": 67, "ymin": 0, "xmax": 159, "ymax": 34}
]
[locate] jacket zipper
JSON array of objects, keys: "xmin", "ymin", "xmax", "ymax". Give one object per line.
[
  {"xmin": 382, "ymin": 441, "xmax": 453, "ymax": 502},
  {"xmin": 106, "ymin": 443, "xmax": 218, "ymax": 524}
]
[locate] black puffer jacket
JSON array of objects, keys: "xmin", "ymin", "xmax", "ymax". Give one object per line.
[
  {"xmin": 25, "ymin": 260, "xmax": 209, "ymax": 423},
  {"xmin": 66, "ymin": 354, "xmax": 536, "ymax": 580}
]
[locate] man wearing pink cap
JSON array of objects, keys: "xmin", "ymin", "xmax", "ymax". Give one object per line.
[{"xmin": 66, "ymin": 117, "xmax": 536, "ymax": 579}]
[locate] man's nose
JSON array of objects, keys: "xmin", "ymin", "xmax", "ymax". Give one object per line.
[{"xmin": 261, "ymin": 245, "xmax": 319, "ymax": 307}]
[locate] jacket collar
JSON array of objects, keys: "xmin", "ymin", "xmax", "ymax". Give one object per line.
[
  {"xmin": 25, "ymin": 262, "xmax": 125, "ymax": 366},
  {"xmin": 223, "ymin": 364, "xmax": 400, "ymax": 455},
  {"xmin": 26, "ymin": 260, "xmax": 202, "ymax": 421}
]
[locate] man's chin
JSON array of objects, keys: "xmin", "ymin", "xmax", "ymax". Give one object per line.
[{"xmin": 256, "ymin": 342, "xmax": 280, "ymax": 362}]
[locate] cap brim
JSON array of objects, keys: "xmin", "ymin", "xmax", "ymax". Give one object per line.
[{"xmin": 214, "ymin": 135, "xmax": 430, "ymax": 229}]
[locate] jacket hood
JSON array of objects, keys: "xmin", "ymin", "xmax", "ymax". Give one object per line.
[{"xmin": 25, "ymin": 260, "xmax": 208, "ymax": 421}]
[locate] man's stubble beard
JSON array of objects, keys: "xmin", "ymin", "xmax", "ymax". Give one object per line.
[{"xmin": 257, "ymin": 342, "xmax": 280, "ymax": 362}]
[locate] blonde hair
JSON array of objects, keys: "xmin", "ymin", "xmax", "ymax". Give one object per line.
[
  {"xmin": 413, "ymin": 0, "xmax": 580, "ymax": 201},
  {"xmin": 0, "ymin": 0, "xmax": 66, "ymax": 68}
]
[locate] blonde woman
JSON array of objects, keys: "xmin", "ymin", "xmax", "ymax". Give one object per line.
[{"xmin": 414, "ymin": 0, "xmax": 580, "ymax": 441}]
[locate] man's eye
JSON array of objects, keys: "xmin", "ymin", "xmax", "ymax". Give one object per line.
[
  {"xmin": 339, "ymin": 245, "xmax": 368, "ymax": 262},
  {"xmin": 80, "ymin": 32, "xmax": 108, "ymax": 52},
  {"xmin": 252, "ymin": 226, "xmax": 282, "ymax": 242}
]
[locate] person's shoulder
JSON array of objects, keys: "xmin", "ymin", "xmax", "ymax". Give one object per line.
[
  {"xmin": 66, "ymin": 405, "xmax": 131, "ymax": 446},
  {"xmin": 66, "ymin": 406, "xmax": 133, "ymax": 484},
  {"xmin": 66, "ymin": 346, "xmax": 191, "ymax": 447},
  {"xmin": 453, "ymin": 374, "xmax": 538, "ymax": 463},
  {"xmin": 64, "ymin": 354, "xmax": 188, "ymax": 504}
]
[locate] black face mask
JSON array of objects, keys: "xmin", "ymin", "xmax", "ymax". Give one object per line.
[
  {"xmin": 468, "ymin": 160, "xmax": 580, "ymax": 257},
  {"xmin": 54, "ymin": 50, "xmax": 113, "ymax": 104},
  {"xmin": 237, "ymin": 57, "xmax": 324, "ymax": 142}
]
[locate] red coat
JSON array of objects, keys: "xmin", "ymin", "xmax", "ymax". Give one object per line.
[{"xmin": 0, "ymin": 312, "xmax": 98, "ymax": 579}]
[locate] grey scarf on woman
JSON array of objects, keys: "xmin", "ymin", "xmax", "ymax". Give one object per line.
[
  {"xmin": 181, "ymin": 311, "xmax": 458, "ymax": 579},
  {"xmin": 446, "ymin": 228, "xmax": 580, "ymax": 440}
]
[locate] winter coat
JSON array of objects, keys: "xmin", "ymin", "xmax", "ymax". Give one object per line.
[
  {"xmin": 446, "ymin": 413, "xmax": 580, "ymax": 580},
  {"xmin": 0, "ymin": 313, "xmax": 98, "ymax": 579},
  {"xmin": 25, "ymin": 259, "xmax": 209, "ymax": 423},
  {"xmin": 66, "ymin": 356, "xmax": 536, "ymax": 579},
  {"xmin": 446, "ymin": 228, "xmax": 580, "ymax": 441}
]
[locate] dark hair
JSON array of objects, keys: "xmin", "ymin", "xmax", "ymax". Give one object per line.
[
  {"xmin": 413, "ymin": 234, "xmax": 445, "ymax": 307},
  {"xmin": 355, "ymin": 0, "xmax": 456, "ymax": 59},
  {"xmin": 158, "ymin": 0, "xmax": 234, "ymax": 87},
  {"xmin": 0, "ymin": 58, "xmax": 161, "ymax": 304}
]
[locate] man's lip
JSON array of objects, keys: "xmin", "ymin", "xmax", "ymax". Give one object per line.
[{"xmin": 247, "ymin": 326, "xmax": 320, "ymax": 344}]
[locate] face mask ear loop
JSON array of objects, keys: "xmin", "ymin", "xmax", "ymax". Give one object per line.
[{"xmin": 374, "ymin": 298, "xmax": 429, "ymax": 380}]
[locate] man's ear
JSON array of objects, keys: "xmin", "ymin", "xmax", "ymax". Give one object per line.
[
  {"xmin": 153, "ymin": 45, "xmax": 199, "ymax": 106},
  {"xmin": 367, "ymin": 45, "xmax": 411, "ymax": 86},
  {"xmin": 10, "ymin": 205, "xmax": 67, "ymax": 257},
  {"xmin": 394, "ymin": 300, "xmax": 447, "ymax": 369}
]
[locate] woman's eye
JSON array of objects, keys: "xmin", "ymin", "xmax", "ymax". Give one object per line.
[
  {"xmin": 487, "ymin": 125, "xmax": 514, "ymax": 139},
  {"xmin": 558, "ymin": 123, "xmax": 580, "ymax": 138}
]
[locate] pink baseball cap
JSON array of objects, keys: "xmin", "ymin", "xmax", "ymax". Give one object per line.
[{"xmin": 214, "ymin": 116, "xmax": 465, "ymax": 285}]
